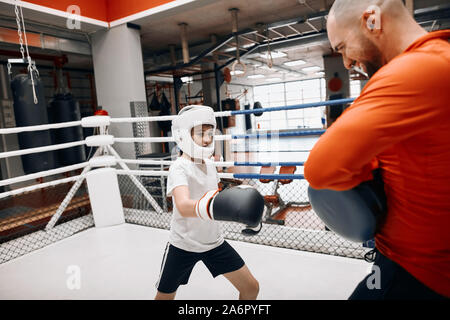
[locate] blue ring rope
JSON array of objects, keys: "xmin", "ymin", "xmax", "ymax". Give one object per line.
[
  {"xmin": 232, "ymin": 173, "xmax": 305, "ymax": 180},
  {"xmin": 232, "ymin": 129, "xmax": 325, "ymax": 140},
  {"xmin": 230, "ymin": 98, "xmax": 355, "ymax": 116},
  {"xmin": 233, "ymin": 162, "xmax": 305, "ymax": 167}
]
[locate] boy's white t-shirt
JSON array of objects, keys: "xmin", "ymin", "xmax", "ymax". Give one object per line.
[{"xmin": 166, "ymin": 157, "xmax": 224, "ymax": 253}]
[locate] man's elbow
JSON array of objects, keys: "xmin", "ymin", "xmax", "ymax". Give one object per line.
[
  {"xmin": 305, "ymin": 160, "xmax": 364, "ymax": 191},
  {"xmin": 304, "ymin": 160, "xmax": 329, "ymax": 189}
]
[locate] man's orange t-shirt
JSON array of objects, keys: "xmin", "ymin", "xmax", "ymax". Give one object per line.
[{"xmin": 304, "ymin": 30, "xmax": 450, "ymax": 297}]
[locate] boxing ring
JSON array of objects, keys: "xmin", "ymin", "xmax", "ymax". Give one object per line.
[
  {"xmin": 0, "ymin": 98, "xmax": 372, "ymax": 300},
  {"xmin": 0, "ymin": 225, "xmax": 368, "ymax": 300}
]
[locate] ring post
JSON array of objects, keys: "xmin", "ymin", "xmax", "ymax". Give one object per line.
[{"xmin": 85, "ymin": 167, "xmax": 125, "ymax": 228}]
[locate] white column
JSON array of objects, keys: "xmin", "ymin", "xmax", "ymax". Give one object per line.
[{"xmin": 91, "ymin": 24, "xmax": 158, "ymax": 160}]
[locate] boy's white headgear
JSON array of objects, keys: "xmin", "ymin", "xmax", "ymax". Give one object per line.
[{"xmin": 171, "ymin": 105, "xmax": 217, "ymax": 159}]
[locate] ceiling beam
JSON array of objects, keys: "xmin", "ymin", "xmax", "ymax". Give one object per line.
[{"xmin": 0, "ymin": 26, "xmax": 91, "ymax": 55}]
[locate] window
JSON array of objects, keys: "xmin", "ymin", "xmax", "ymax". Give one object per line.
[{"xmin": 253, "ymin": 78, "xmax": 326, "ymax": 130}]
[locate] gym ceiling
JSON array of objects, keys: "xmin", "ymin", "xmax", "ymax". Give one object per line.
[{"xmin": 0, "ymin": 0, "xmax": 449, "ymax": 86}]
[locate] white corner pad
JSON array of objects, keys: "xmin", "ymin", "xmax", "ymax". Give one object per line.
[
  {"xmin": 89, "ymin": 155, "xmax": 117, "ymax": 168},
  {"xmin": 81, "ymin": 116, "xmax": 111, "ymax": 128},
  {"xmin": 86, "ymin": 168, "xmax": 125, "ymax": 228},
  {"xmin": 85, "ymin": 135, "xmax": 115, "ymax": 147}
]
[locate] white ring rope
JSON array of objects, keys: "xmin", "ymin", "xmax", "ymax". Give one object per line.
[
  {"xmin": 0, "ymin": 174, "xmax": 86, "ymax": 200},
  {"xmin": 114, "ymin": 134, "xmax": 233, "ymax": 144},
  {"xmin": 45, "ymin": 164, "xmax": 94, "ymax": 231},
  {"xmin": 108, "ymin": 112, "xmax": 232, "ymax": 124},
  {"xmin": 218, "ymin": 173, "xmax": 235, "ymax": 179},
  {"xmin": 0, "ymin": 134, "xmax": 235, "ymax": 160},
  {"xmin": 0, "ymin": 162, "xmax": 89, "ymax": 187},
  {"xmin": 0, "ymin": 165, "xmax": 266, "ymax": 201},
  {"xmin": 120, "ymin": 159, "xmax": 235, "ymax": 168},
  {"xmin": 0, "ymin": 120, "xmax": 82, "ymax": 135},
  {"xmin": 116, "ymin": 169, "xmax": 169, "ymax": 177},
  {"xmin": 120, "ymin": 159, "xmax": 174, "ymax": 166},
  {"xmin": 117, "ymin": 169, "xmax": 235, "ymax": 180},
  {"xmin": 0, "ymin": 98, "xmax": 350, "ymax": 137},
  {"xmin": 114, "ymin": 137, "xmax": 173, "ymax": 143},
  {"xmin": 0, "ymin": 140, "xmax": 86, "ymax": 159},
  {"xmin": 0, "ymin": 98, "xmax": 318, "ymax": 218},
  {"xmin": 0, "ymin": 114, "xmax": 232, "ymax": 136}
]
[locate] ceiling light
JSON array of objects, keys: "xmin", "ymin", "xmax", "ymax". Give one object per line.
[
  {"xmin": 284, "ymin": 60, "xmax": 306, "ymax": 67},
  {"xmin": 181, "ymin": 76, "xmax": 193, "ymax": 83},
  {"xmin": 230, "ymin": 70, "xmax": 245, "ymax": 76},
  {"xmin": 302, "ymin": 66, "xmax": 321, "ymax": 73},
  {"xmin": 316, "ymin": 71, "xmax": 325, "ymax": 77},
  {"xmin": 248, "ymin": 74, "xmax": 265, "ymax": 79},
  {"xmin": 265, "ymin": 77, "xmax": 282, "ymax": 82},
  {"xmin": 259, "ymin": 51, "xmax": 287, "ymax": 59}
]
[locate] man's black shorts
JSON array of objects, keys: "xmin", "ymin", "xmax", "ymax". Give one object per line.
[
  {"xmin": 156, "ymin": 241, "xmax": 245, "ymax": 294},
  {"xmin": 349, "ymin": 248, "xmax": 448, "ymax": 300}
]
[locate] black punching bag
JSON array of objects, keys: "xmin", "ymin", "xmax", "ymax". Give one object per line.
[
  {"xmin": 11, "ymin": 72, "xmax": 57, "ymax": 174},
  {"xmin": 244, "ymin": 104, "xmax": 252, "ymax": 131},
  {"xmin": 48, "ymin": 93, "xmax": 86, "ymax": 166}
]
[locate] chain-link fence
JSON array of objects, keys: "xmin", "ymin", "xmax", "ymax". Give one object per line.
[
  {"xmin": 118, "ymin": 168, "xmax": 371, "ymax": 260},
  {"xmin": 0, "ymin": 164, "xmax": 372, "ymax": 265},
  {"xmin": 0, "ymin": 178, "xmax": 94, "ymax": 264}
]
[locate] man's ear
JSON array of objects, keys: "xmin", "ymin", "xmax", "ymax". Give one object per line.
[{"xmin": 362, "ymin": 5, "xmax": 382, "ymax": 36}]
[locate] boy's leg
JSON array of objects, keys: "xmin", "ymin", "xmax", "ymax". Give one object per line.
[
  {"xmin": 155, "ymin": 291, "xmax": 177, "ymax": 300},
  {"xmin": 154, "ymin": 243, "xmax": 199, "ymax": 300},
  {"xmin": 202, "ymin": 241, "xmax": 259, "ymax": 300},
  {"xmin": 223, "ymin": 264, "xmax": 260, "ymax": 300}
]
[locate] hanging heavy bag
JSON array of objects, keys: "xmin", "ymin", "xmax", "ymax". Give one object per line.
[
  {"xmin": 148, "ymin": 92, "xmax": 161, "ymax": 112},
  {"xmin": 253, "ymin": 101, "xmax": 264, "ymax": 117},
  {"xmin": 48, "ymin": 93, "xmax": 86, "ymax": 166},
  {"xmin": 158, "ymin": 92, "xmax": 172, "ymax": 152},
  {"xmin": 244, "ymin": 104, "xmax": 252, "ymax": 130},
  {"xmin": 158, "ymin": 92, "xmax": 172, "ymax": 133},
  {"xmin": 11, "ymin": 72, "xmax": 57, "ymax": 174}
]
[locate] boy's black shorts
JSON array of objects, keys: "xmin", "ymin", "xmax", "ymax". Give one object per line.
[{"xmin": 156, "ymin": 241, "xmax": 245, "ymax": 294}]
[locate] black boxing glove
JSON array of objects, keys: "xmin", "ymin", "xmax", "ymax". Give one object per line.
[{"xmin": 195, "ymin": 185, "xmax": 265, "ymax": 228}]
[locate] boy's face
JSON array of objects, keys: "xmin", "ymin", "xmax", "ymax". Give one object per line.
[{"xmin": 191, "ymin": 124, "xmax": 214, "ymax": 147}]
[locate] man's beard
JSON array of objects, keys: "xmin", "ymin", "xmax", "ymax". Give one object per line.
[
  {"xmin": 362, "ymin": 59, "xmax": 382, "ymax": 78},
  {"xmin": 360, "ymin": 37, "xmax": 384, "ymax": 78}
]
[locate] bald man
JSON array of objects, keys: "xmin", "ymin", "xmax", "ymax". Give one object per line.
[{"xmin": 304, "ymin": 0, "xmax": 450, "ymax": 299}]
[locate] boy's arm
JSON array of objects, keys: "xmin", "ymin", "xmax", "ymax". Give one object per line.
[
  {"xmin": 172, "ymin": 185, "xmax": 198, "ymax": 218},
  {"xmin": 173, "ymin": 184, "xmax": 264, "ymax": 228}
]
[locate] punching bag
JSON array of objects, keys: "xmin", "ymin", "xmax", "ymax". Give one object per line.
[
  {"xmin": 148, "ymin": 92, "xmax": 161, "ymax": 111},
  {"xmin": 158, "ymin": 92, "xmax": 172, "ymax": 133},
  {"xmin": 158, "ymin": 92, "xmax": 172, "ymax": 153},
  {"xmin": 11, "ymin": 72, "xmax": 57, "ymax": 174},
  {"xmin": 48, "ymin": 93, "xmax": 86, "ymax": 166},
  {"xmin": 244, "ymin": 104, "xmax": 252, "ymax": 131},
  {"xmin": 253, "ymin": 101, "xmax": 263, "ymax": 117}
]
